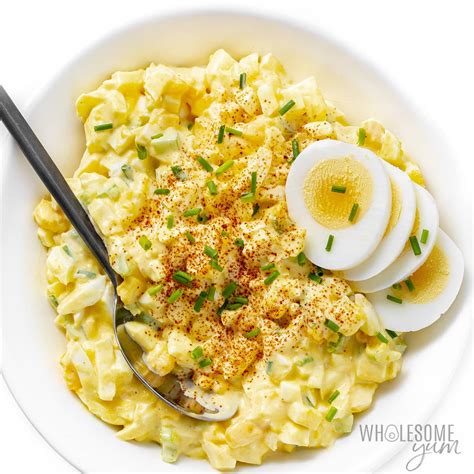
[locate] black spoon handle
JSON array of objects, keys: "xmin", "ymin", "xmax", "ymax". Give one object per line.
[{"xmin": 0, "ymin": 85, "xmax": 116, "ymax": 286}]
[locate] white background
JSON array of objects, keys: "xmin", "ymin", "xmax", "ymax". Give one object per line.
[{"xmin": 0, "ymin": 0, "xmax": 472, "ymax": 473}]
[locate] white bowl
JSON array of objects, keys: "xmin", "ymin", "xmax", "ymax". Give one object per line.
[{"xmin": 1, "ymin": 8, "xmax": 470, "ymax": 473}]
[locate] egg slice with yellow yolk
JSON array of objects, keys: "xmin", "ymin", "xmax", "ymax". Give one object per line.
[
  {"xmin": 342, "ymin": 162, "xmax": 416, "ymax": 281},
  {"xmin": 367, "ymin": 229, "xmax": 464, "ymax": 331},
  {"xmin": 353, "ymin": 184, "xmax": 439, "ymax": 293},
  {"xmin": 286, "ymin": 139, "xmax": 391, "ymax": 270}
]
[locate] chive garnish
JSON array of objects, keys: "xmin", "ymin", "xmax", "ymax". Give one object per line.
[
  {"xmin": 227, "ymin": 302, "xmax": 243, "ymax": 311},
  {"xmin": 325, "ymin": 406, "xmax": 338, "ymax": 422},
  {"xmin": 278, "ymin": 99, "xmax": 296, "ymax": 116},
  {"xmin": 207, "ymin": 286, "xmax": 216, "ymax": 301},
  {"xmin": 308, "ymin": 273, "xmax": 322, "ymax": 283},
  {"xmin": 348, "ymin": 203, "xmax": 359, "ymax": 222},
  {"xmin": 172, "ymin": 271, "xmax": 194, "ymax": 286},
  {"xmin": 199, "ymin": 358, "xmax": 212, "ymax": 368},
  {"xmin": 421, "ymin": 229, "xmax": 429, "ymax": 244},
  {"xmin": 234, "ymin": 296, "xmax": 248, "ymax": 305},
  {"xmin": 138, "ymin": 236, "xmax": 152, "ymax": 251},
  {"xmin": 62, "ymin": 245, "xmax": 73, "ymax": 257},
  {"xmin": 405, "ymin": 278, "xmax": 415, "ymax": 292},
  {"xmin": 392, "ymin": 283, "xmax": 402, "ymax": 290},
  {"xmin": 136, "ymin": 143, "xmax": 147, "ymax": 160},
  {"xmin": 167, "ymin": 288, "xmax": 183, "ymax": 303},
  {"xmin": 210, "ymin": 259, "xmax": 223, "ymax": 272},
  {"xmin": 185, "ymin": 231, "xmax": 195, "ymax": 243},
  {"xmin": 197, "ymin": 213, "xmax": 209, "ymax": 224},
  {"xmin": 331, "ymin": 185, "xmax": 346, "ymax": 194},
  {"xmin": 207, "ymin": 180, "xmax": 218, "ymax": 195},
  {"xmin": 252, "ymin": 203, "xmax": 260, "ymax": 216},
  {"xmin": 234, "ymin": 238, "xmax": 245, "ymax": 247},
  {"xmin": 250, "ymin": 171, "xmax": 257, "ymax": 195},
  {"xmin": 225, "ymin": 126, "xmax": 243, "ymax": 137},
  {"xmin": 191, "ymin": 346, "xmax": 203, "ymax": 360},
  {"xmin": 239, "ymin": 72, "xmax": 247, "ymax": 89},
  {"xmin": 94, "ymin": 122, "xmax": 113, "ymax": 132},
  {"xmin": 386, "ymin": 329, "xmax": 398, "ymax": 339},
  {"xmin": 194, "ymin": 291, "xmax": 208, "ymax": 312},
  {"xmin": 148, "ymin": 284, "xmax": 164, "ymax": 296},
  {"xmin": 197, "ymin": 156, "xmax": 213, "ymax": 172},
  {"xmin": 217, "ymin": 125, "xmax": 225, "ymax": 144},
  {"xmin": 221, "ymin": 230, "xmax": 229, "ymax": 237},
  {"xmin": 296, "ymin": 356, "xmax": 314, "ymax": 366},
  {"xmin": 183, "ymin": 208, "xmax": 202, "ymax": 217},
  {"xmin": 215, "ymin": 160, "xmax": 234, "ymax": 175},
  {"xmin": 264, "ymin": 270, "xmax": 280, "ymax": 285},
  {"xmin": 222, "ymin": 281, "xmax": 238, "ymax": 299},
  {"xmin": 204, "ymin": 246, "xmax": 218, "ymax": 259},
  {"xmin": 409, "ymin": 235, "xmax": 422, "ymax": 256},
  {"xmin": 49, "ymin": 295, "xmax": 58, "ymax": 307},
  {"xmin": 151, "ymin": 133, "xmax": 164, "ymax": 140},
  {"xmin": 121, "ymin": 164, "xmax": 133, "ymax": 180},
  {"xmin": 171, "ymin": 165, "xmax": 187, "ymax": 180},
  {"xmin": 291, "ymin": 139, "xmax": 300, "ymax": 162},
  {"xmin": 260, "ymin": 263, "xmax": 275, "ymax": 271},
  {"xmin": 387, "ymin": 294, "xmax": 403, "ymax": 304},
  {"xmin": 167, "ymin": 214, "xmax": 174, "ymax": 229},
  {"xmin": 357, "ymin": 128, "xmax": 366, "ymax": 146},
  {"xmin": 325, "ymin": 234, "xmax": 335, "ymax": 252},
  {"xmin": 154, "ymin": 188, "xmax": 170, "ymax": 195},
  {"xmin": 324, "ymin": 318, "xmax": 339, "ymax": 332},
  {"xmin": 266, "ymin": 360, "xmax": 273, "ymax": 374},
  {"xmin": 328, "ymin": 390, "xmax": 340, "ymax": 403},
  {"xmin": 376, "ymin": 332, "xmax": 389, "ymax": 344},
  {"xmin": 244, "ymin": 328, "xmax": 261, "ymax": 339},
  {"xmin": 297, "ymin": 252, "xmax": 307, "ymax": 266},
  {"xmin": 240, "ymin": 192, "xmax": 255, "ymax": 203},
  {"xmin": 76, "ymin": 269, "xmax": 96, "ymax": 279}
]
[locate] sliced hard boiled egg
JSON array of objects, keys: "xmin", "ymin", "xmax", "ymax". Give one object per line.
[
  {"xmin": 367, "ymin": 229, "xmax": 464, "ymax": 331},
  {"xmin": 353, "ymin": 184, "xmax": 439, "ymax": 293},
  {"xmin": 286, "ymin": 139, "xmax": 391, "ymax": 270},
  {"xmin": 342, "ymin": 162, "xmax": 416, "ymax": 281}
]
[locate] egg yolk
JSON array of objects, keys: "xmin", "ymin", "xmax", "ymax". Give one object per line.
[
  {"xmin": 383, "ymin": 180, "xmax": 402, "ymax": 237},
  {"xmin": 303, "ymin": 157, "xmax": 373, "ymax": 229},
  {"xmin": 395, "ymin": 245, "xmax": 450, "ymax": 303}
]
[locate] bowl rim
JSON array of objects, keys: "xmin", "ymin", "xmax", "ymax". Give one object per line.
[{"xmin": 1, "ymin": 6, "xmax": 470, "ymax": 473}]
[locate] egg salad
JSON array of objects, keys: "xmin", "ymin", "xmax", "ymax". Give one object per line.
[{"xmin": 33, "ymin": 49, "xmax": 462, "ymax": 470}]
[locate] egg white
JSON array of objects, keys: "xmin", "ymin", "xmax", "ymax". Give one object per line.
[
  {"xmin": 367, "ymin": 229, "xmax": 464, "ymax": 331},
  {"xmin": 342, "ymin": 162, "xmax": 416, "ymax": 281},
  {"xmin": 286, "ymin": 139, "xmax": 392, "ymax": 271},
  {"xmin": 353, "ymin": 184, "xmax": 439, "ymax": 293}
]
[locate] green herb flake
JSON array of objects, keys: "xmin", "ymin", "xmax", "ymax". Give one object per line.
[
  {"xmin": 196, "ymin": 156, "xmax": 213, "ymax": 172},
  {"xmin": 167, "ymin": 288, "xmax": 184, "ymax": 304},
  {"xmin": 264, "ymin": 270, "xmax": 280, "ymax": 285},
  {"xmin": 215, "ymin": 160, "xmax": 235, "ymax": 176},
  {"xmin": 325, "ymin": 406, "xmax": 338, "ymax": 422},
  {"xmin": 94, "ymin": 122, "xmax": 113, "ymax": 132},
  {"xmin": 357, "ymin": 128, "xmax": 366, "ymax": 146},
  {"xmin": 147, "ymin": 284, "xmax": 164, "ymax": 296},
  {"xmin": 136, "ymin": 143, "xmax": 147, "ymax": 160},
  {"xmin": 324, "ymin": 318, "xmax": 340, "ymax": 332},
  {"xmin": 279, "ymin": 99, "xmax": 296, "ymax": 116},
  {"xmin": 191, "ymin": 346, "xmax": 203, "ymax": 360},
  {"xmin": 244, "ymin": 327, "xmax": 261, "ymax": 339},
  {"xmin": 376, "ymin": 332, "xmax": 389, "ymax": 344},
  {"xmin": 138, "ymin": 236, "xmax": 152, "ymax": 251},
  {"xmin": 328, "ymin": 390, "xmax": 340, "ymax": 403}
]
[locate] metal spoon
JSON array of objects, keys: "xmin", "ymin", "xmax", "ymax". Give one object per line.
[{"xmin": 0, "ymin": 86, "xmax": 237, "ymax": 421}]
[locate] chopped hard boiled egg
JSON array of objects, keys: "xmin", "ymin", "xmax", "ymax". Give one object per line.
[
  {"xmin": 353, "ymin": 184, "xmax": 439, "ymax": 293},
  {"xmin": 367, "ymin": 230, "xmax": 464, "ymax": 331},
  {"xmin": 342, "ymin": 162, "xmax": 416, "ymax": 281},
  {"xmin": 286, "ymin": 139, "xmax": 392, "ymax": 270}
]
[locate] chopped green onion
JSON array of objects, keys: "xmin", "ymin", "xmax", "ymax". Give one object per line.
[
  {"xmin": 421, "ymin": 229, "xmax": 429, "ymax": 244},
  {"xmin": 194, "ymin": 291, "xmax": 208, "ymax": 312},
  {"xmin": 252, "ymin": 203, "xmax": 260, "ymax": 217},
  {"xmin": 278, "ymin": 99, "xmax": 296, "ymax": 116},
  {"xmin": 296, "ymin": 356, "xmax": 314, "ymax": 366},
  {"xmin": 250, "ymin": 171, "xmax": 257, "ymax": 195},
  {"xmin": 234, "ymin": 238, "xmax": 245, "ymax": 248},
  {"xmin": 138, "ymin": 236, "xmax": 152, "ymax": 251},
  {"xmin": 227, "ymin": 302, "xmax": 243, "ymax": 311},
  {"xmin": 185, "ymin": 231, "xmax": 195, "ymax": 243},
  {"xmin": 172, "ymin": 271, "xmax": 194, "ymax": 286},
  {"xmin": 309, "ymin": 272, "xmax": 322, "ymax": 283},
  {"xmin": 171, "ymin": 165, "xmax": 187, "ymax": 180},
  {"xmin": 225, "ymin": 126, "xmax": 243, "ymax": 137},
  {"xmin": 207, "ymin": 180, "xmax": 218, "ymax": 195},
  {"xmin": 324, "ymin": 318, "xmax": 339, "ymax": 332},
  {"xmin": 207, "ymin": 286, "xmax": 216, "ymax": 301},
  {"xmin": 210, "ymin": 259, "xmax": 223, "ymax": 272},
  {"xmin": 191, "ymin": 346, "xmax": 203, "ymax": 360},
  {"xmin": 234, "ymin": 296, "xmax": 248, "ymax": 305},
  {"xmin": 76, "ymin": 269, "xmax": 96, "ymax": 279},
  {"xmin": 94, "ymin": 122, "xmax": 113, "ymax": 132},
  {"xmin": 62, "ymin": 245, "xmax": 73, "ymax": 257},
  {"xmin": 325, "ymin": 234, "xmax": 335, "ymax": 252},
  {"xmin": 266, "ymin": 360, "xmax": 273, "ymax": 374},
  {"xmin": 240, "ymin": 192, "xmax": 255, "ymax": 203},
  {"xmin": 183, "ymin": 207, "xmax": 202, "ymax": 217},
  {"xmin": 348, "ymin": 203, "xmax": 359, "ymax": 222},
  {"xmin": 217, "ymin": 125, "xmax": 225, "ymax": 144},
  {"xmin": 404, "ymin": 278, "xmax": 415, "ymax": 292},
  {"xmin": 196, "ymin": 156, "xmax": 213, "ymax": 172},
  {"xmin": 49, "ymin": 294, "xmax": 58, "ymax": 307},
  {"xmin": 136, "ymin": 143, "xmax": 147, "ymax": 160},
  {"xmin": 239, "ymin": 72, "xmax": 247, "ymax": 89},
  {"xmin": 222, "ymin": 281, "xmax": 238, "ymax": 299},
  {"xmin": 148, "ymin": 284, "xmax": 164, "ymax": 296},
  {"xmin": 325, "ymin": 406, "xmax": 338, "ymax": 422},
  {"xmin": 387, "ymin": 294, "xmax": 403, "ymax": 304},
  {"xmin": 187, "ymin": 123, "xmax": 194, "ymax": 130},
  {"xmin": 357, "ymin": 128, "xmax": 366, "ymax": 146},
  {"xmin": 151, "ymin": 133, "xmax": 164, "ymax": 140},
  {"xmin": 297, "ymin": 252, "xmax": 307, "ymax": 266},
  {"xmin": 204, "ymin": 246, "xmax": 218, "ymax": 259},
  {"xmin": 199, "ymin": 358, "xmax": 212, "ymax": 368},
  {"xmin": 215, "ymin": 160, "xmax": 234, "ymax": 175},
  {"xmin": 376, "ymin": 332, "xmax": 389, "ymax": 344},
  {"xmin": 291, "ymin": 139, "xmax": 300, "ymax": 162},
  {"xmin": 386, "ymin": 329, "xmax": 398, "ymax": 339},
  {"xmin": 331, "ymin": 185, "xmax": 347, "ymax": 194},
  {"xmin": 166, "ymin": 214, "xmax": 174, "ymax": 229},
  {"xmin": 197, "ymin": 213, "xmax": 209, "ymax": 224},
  {"xmin": 121, "ymin": 164, "xmax": 133, "ymax": 180},
  {"xmin": 328, "ymin": 390, "xmax": 340, "ymax": 403},
  {"xmin": 244, "ymin": 328, "xmax": 261, "ymax": 339},
  {"xmin": 154, "ymin": 188, "xmax": 170, "ymax": 195},
  {"xmin": 221, "ymin": 230, "xmax": 230, "ymax": 237},
  {"xmin": 167, "ymin": 289, "xmax": 183, "ymax": 303},
  {"xmin": 409, "ymin": 236, "xmax": 422, "ymax": 256},
  {"xmin": 260, "ymin": 263, "xmax": 275, "ymax": 271},
  {"xmin": 392, "ymin": 283, "xmax": 402, "ymax": 290},
  {"xmin": 264, "ymin": 270, "xmax": 280, "ymax": 285}
]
